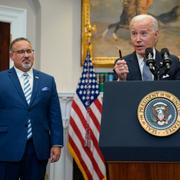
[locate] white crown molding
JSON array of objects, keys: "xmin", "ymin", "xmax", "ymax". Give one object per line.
[{"xmin": 0, "ymin": 5, "xmax": 27, "ymax": 39}]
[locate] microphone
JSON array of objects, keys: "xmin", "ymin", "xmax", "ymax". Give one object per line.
[
  {"xmin": 145, "ymin": 48, "xmax": 156, "ymax": 71},
  {"xmin": 161, "ymin": 48, "xmax": 172, "ymax": 70}
]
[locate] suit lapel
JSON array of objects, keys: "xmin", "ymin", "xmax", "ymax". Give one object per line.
[
  {"xmin": 155, "ymin": 50, "xmax": 163, "ymax": 78},
  {"xmin": 29, "ymin": 70, "xmax": 40, "ymax": 106},
  {"xmin": 155, "ymin": 50, "xmax": 162, "ymax": 67},
  {"xmin": 128, "ymin": 52, "xmax": 142, "ymax": 80},
  {"xmin": 8, "ymin": 68, "xmax": 27, "ymax": 105}
]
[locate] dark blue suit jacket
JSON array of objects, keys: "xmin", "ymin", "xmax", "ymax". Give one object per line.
[
  {"xmin": 123, "ymin": 51, "xmax": 180, "ymax": 80},
  {"xmin": 0, "ymin": 67, "xmax": 63, "ymax": 161}
]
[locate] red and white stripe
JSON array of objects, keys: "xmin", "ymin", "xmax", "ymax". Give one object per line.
[{"xmin": 68, "ymin": 94, "xmax": 106, "ymax": 180}]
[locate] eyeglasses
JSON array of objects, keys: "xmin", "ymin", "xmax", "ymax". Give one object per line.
[{"xmin": 12, "ymin": 49, "xmax": 34, "ymax": 55}]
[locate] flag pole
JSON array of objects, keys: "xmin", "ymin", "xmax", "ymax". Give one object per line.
[
  {"xmin": 84, "ymin": 42, "xmax": 92, "ymax": 148},
  {"xmin": 68, "ymin": 22, "xmax": 107, "ymax": 180}
]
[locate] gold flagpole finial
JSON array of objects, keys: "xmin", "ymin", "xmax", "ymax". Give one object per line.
[{"xmin": 85, "ymin": 23, "xmax": 96, "ymax": 52}]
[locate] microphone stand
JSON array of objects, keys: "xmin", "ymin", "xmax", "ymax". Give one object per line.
[
  {"xmin": 145, "ymin": 48, "xmax": 172, "ymax": 81},
  {"xmin": 146, "ymin": 59, "xmax": 160, "ymax": 80}
]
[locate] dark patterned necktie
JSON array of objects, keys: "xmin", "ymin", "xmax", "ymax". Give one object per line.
[{"xmin": 23, "ymin": 73, "xmax": 32, "ymax": 139}]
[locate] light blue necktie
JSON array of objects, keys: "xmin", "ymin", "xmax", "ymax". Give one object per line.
[
  {"xmin": 23, "ymin": 73, "xmax": 32, "ymax": 139},
  {"xmin": 142, "ymin": 62, "xmax": 153, "ymax": 81}
]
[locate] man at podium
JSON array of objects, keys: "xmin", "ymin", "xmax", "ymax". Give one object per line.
[{"xmin": 113, "ymin": 14, "xmax": 180, "ymax": 81}]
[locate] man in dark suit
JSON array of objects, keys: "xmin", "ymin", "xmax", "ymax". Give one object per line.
[
  {"xmin": 113, "ymin": 14, "xmax": 180, "ymax": 80},
  {"xmin": 0, "ymin": 37, "xmax": 63, "ymax": 180}
]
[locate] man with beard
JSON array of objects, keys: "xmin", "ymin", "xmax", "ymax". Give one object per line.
[{"xmin": 0, "ymin": 37, "xmax": 63, "ymax": 180}]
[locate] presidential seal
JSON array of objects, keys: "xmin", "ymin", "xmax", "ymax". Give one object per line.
[{"xmin": 137, "ymin": 91, "xmax": 180, "ymax": 137}]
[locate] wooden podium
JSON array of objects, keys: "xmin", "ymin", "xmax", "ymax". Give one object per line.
[
  {"xmin": 100, "ymin": 81, "xmax": 180, "ymax": 180},
  {"xmin": 107, "ymin": 162, "xmax": 180, "ymax": 180}
]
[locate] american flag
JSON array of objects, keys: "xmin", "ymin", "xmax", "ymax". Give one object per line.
[{"xmin": 68, "ymin": 51, "xmax": 107, "ymax": 180}]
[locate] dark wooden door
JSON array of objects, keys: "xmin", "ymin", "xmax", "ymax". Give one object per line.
[{"xmin": 0, "ymin": 21, "xmax": 10, "ymax": 71}]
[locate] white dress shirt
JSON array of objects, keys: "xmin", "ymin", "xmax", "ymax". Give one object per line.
[{"xmin": 14, "ymin": 67, "xmax": 34, "ymax": 91}]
